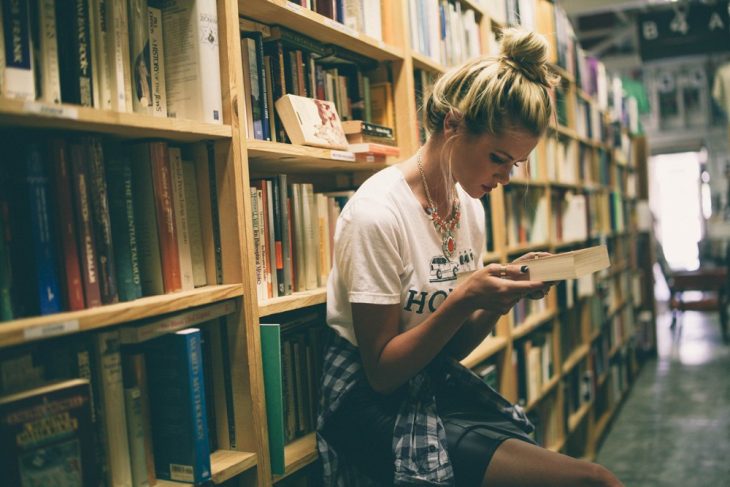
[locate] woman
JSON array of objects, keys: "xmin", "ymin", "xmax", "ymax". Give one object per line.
[{"xmin": 317, "ymin": 28, "xmax": 624, "ymax": 487}]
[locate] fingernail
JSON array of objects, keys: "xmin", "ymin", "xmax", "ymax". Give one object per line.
[{"xmin": 521, "ymin": 265, "xmax": 528, "ymax": 273}]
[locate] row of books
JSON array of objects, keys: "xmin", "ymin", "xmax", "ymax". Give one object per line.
[
  {"xmin": 510, "ymin": 297, "xmax": 548, "ymax": 330},
  {"xmin": 563, "ymin": 363, "xmax": 594, "ymax": 422},
  {"xmin": 0, "ymin": 0, "xmax": 223, "ymax": 123},
  {"xmin": 239, "ymin": 19, "xmax": 395, "ymax": 144},
  {"xmin": 503, "ymin": 187, "xmax": 549, "ymax": 248},
  {"xmin": 287, "ymin": 0, "xmax": 383, "ymax": 41},
  {"xmin": 260, "ymin": 312, "xmax": 327, "ymax": 475},
  {"xmin": 551, "ymin": 191, "xmax": 589, "ymax": 244},
  {"xmin": 414, "ymin": 68, "xmax": 439, "ymax": 144},
  {"xmin": 250, "ymin": 176, "xmax": 353, "ymax": 300},
  {"xmin": 527, "ymin": 392, "xmax": 561, "ymax": 448},
  {"xmin": 408, "ymin": 0, "xmax": 482, "ymax": 68},
  {"xmin": 514, "ymin": 330, "xmax": 554, "ymax": 406},
  {"xmin": 0, "ymin": 304, "xmax": 237, "ymax": 485},
  {"xmin": 0, "ymin": 135, "xmax": 214, "ymax": 321}
]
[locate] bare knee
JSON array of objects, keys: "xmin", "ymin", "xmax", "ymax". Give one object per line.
[{"xmin": 582, "ymin": 463, "xmax": 624, "ymax": 487}]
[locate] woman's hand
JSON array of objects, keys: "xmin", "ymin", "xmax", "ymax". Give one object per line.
[
  {"xmin": 512, "ymin": 252, "xmax": 556, "ymax": 300},
  {"xmin": 463, "ymin": 263, "xmax": 549, "ymax": 315}
]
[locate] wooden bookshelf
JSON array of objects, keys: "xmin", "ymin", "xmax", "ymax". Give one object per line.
[
  {"xmin": 273, "ymin": 433, "xmax": 318, "ymax": 483},
  {"xmin": 512, "ymin": 309, "xmax": 557, "ymax": 340},
  {"xmin": 0, "ymin": 98, "xmax": 233, "ymax": 141},
  {"xmin": 562, "ymin": 344, "xmax": 590, "ymax": 374},
  {"xmin": 568, "ymin": 401, "xmax": 593, "ymax": 433},
  {"xmin": 247, "ymin": 140, "xmax": 389, "ymax": 173},
  {"xmin": 525, "ymin": 374, "xmax": 561, "ymax": 413},
  {"xmin": 412, "ymin": 51, "xmax": 447, "ymax": 74},
  {"xmin": 156, "ymin": 450, "xmax": 258, "ymax": 486},
  {"xmin": 259, "ymin": 288, "xmax": 328, "ymax": 317},
  {"xmin": 461, "ymin": 335, "xmax": 510, "ymax": 369},
  {"xmin": 0, "ymin": 285, "xmax": 244, "ymax": 348}
]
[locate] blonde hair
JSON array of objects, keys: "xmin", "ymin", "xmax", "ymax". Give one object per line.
[{"xmin": 424, "ymin": 28, "xmax": 559, "ymax": 137}]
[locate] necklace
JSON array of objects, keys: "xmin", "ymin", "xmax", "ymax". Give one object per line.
[{"xmin": 416, "ymin": 149, "xmax": 460, "ymax": 259}]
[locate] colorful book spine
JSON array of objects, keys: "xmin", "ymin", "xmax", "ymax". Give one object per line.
[
  {"xmin": 49, "ymin": 138, "xmax": 85, "ymax": 311},
  {"xmin": 145, "ymin": 328, "xmax": 212, "ymax": 483},
  {"xmin": 260, "ymin": 323, "xmax": 286, "ymax": 475},
  {"xmin": 56, "ymin": 0, "xmax": 93, "ymax": 105}
]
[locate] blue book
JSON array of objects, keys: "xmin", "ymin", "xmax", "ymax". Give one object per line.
[
  {"xmin": 145, "ymin": 328, "xmax": 212, "ymax": 484},
  {"xmin": 25, "ymin": 143, "xmax": 61, "ymax": 315}
]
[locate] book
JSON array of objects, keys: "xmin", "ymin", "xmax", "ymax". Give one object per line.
[
  {"xmin": 259, "ymin": 323, "xmax": 286, "ymax": 476},
  {"xmin": 128, "ymin": 0, "xmax": 153, "ymax": 114},
  {"xmin": 31, "ymin": 0, "xmax": 61, "ymax": 104},
  {"xmin": 121, "ymin": 348, "xmax": 154, "ymax": 487},
  {"xmin": 147, "ymin": 0, "xmax": 166, "ymax": 117},
  {"xmin": 0, "ymin": 379, "xmax": 97, "ymax": 487},
  {"xmin": 145, "ymin": 328, "xmax": 212, "ymax": 484},
  {"xmin": 2, "ymin": 0, "xmax": 35, "ymax": 100},
  {"xmin": 107, "ymin": 0, "xmax": 133, "ymax": 112},
  {"xmin": 161, "ymin": 0, "xmax": 223, "ymax": 124},
  {"xmin": 525, "ymin": 245, "xmax": 610, "ymax": 282},
  {"xmin": 169, "ymin": 147, "xmax": 195, "ymax": 290},
  {"xmin": 341, "ymin": 119, "xmax": 394, "ymax": 138},
  {"xmin": 274, "ymin": 94, "xmax": 349, "ymax": 149},
  {"xmin": 56, "ymin": 0, "xmax": 93, "ymax": 106}
]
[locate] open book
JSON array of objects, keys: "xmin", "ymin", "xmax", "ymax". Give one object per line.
[{"xmin": 526, "ymin": 245, "xmax": 610, "ymax": 281}]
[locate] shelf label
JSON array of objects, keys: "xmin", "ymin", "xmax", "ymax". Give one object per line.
[
  {"xmin": 24, "ymin": 320, "xmax": 80, "ymax": 340},
  {"xmin": 330, "ymin": 150, "xmax": 355, "ymax": 162},
  {"xmin": 23, "ymin": 101, "xmax": 79, "ymax": 120}
]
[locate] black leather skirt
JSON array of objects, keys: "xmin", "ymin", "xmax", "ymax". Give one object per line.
[{"xmin": 321, "ymin": 374, "xmax": 536, "ymax": 486}]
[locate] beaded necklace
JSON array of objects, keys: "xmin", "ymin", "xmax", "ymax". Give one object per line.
[{"xmin": 416, "ymin": 149, "xmax": 461, "ymax": 259}]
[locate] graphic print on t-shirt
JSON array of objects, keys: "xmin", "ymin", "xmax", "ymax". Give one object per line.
[{"xmin": 428, "ymin": 247, "xmax": 479, "ymax": 283}]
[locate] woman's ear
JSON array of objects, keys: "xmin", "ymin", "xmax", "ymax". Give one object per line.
[{"xmin": 443, "ymin": 110, "xmax": 462, "ymax": 137}]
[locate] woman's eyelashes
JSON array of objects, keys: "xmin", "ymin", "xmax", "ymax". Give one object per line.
[{"xmin": 490, "ymin": 153, "xmax": 507, "ymax": 164}]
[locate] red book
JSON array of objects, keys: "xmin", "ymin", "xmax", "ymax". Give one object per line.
[
  {"xmin": 149, "ymin": 142, "xmax": 182, "ymax": 292},
  {"xmin": 49, "ymin": 139, "xmax": 85, "ymax": 311},
  {"xmin": 68, "ymin": 141, "xmax": 102, "ymax": 308}
]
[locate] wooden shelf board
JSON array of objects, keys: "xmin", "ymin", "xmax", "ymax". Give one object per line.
[
  {"xmin": 549, "ymin": 180, "xmax": 583, "ymax": 190},
  {"xmin": 550, "ymin": 63, "xmax": 575, "ymax": 83},
  {"xmin": 0, "ymin": 285, "xmax": 244, "ymax": 348},
  {"xmin": 509, "ymin": 178, "xmax": 550, "ymax": 187},
  {"xmin": 590, "ymin": 328, "xmax": 602, "ymax": 343},
  {"xmin": 548, "ymin": 436, "xmax": 567, "ymax": 453},
  {"xmin": 594, "ymin": 410, "xmax": 613, "ymax": 441},
  {"xmin": 411, "ymin": 51, "xmax": 446, "ymax": 74},
  {"xmin": 512, "ymin": 309, "xmax": 557, "ymax": 340},
  {"xmin": 562, "ymin": 344, "xmax": 590, "ymax": 374},
  {"xmin": 243, "ymin": 0, "xmax": 404, "ymax": 62},
  {"xmin": 505, "ymin": 241, "xmax": 551, "ymax": 255},
  {"xmin": 274, "ymin": 432, "xmax": 318, "ymax": 483},
  {"xmin": 568, "ymin": 401, "xmax": 592, "ymax": 433},
  {"xmin": 483, "ymin": 251, "xmax": 501, "ymax": 263},
  {"xmin": 259, "ymin": 288, "xmax": 327, "ymax": 317},
  {"xmin": 607, "ymin": 299, "xmax": 628, "ymax": 320},
  {"xmin": 0, "ymin": 98, "xmax": 232, "ymax": 141},
  {"xmin": 598, "ymin": 371, "xmax": 609, "ymax": 388},
  {"xmin": 247, "ymin": 140, "xmax": 390, "ymax": 173},
  {"xmin": 155, "ymin": 450, "xmax": 257, "ymax": 485},
  {"xmin": 461, "ymin": 336, "xmax": 509, "ymax": 369},
  {"xmin": 525, "ymin": 374, "xmax": 561, "ymax": 413}
]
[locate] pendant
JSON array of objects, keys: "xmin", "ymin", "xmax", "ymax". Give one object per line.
[{"xmin": 442, "ymin": 232, "xmax": 456, "ymax": 259}]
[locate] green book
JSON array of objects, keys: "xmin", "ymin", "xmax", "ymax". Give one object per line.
[{"xmin": 260, "ymin": 323, "xmax": 285, "ymax": 475}]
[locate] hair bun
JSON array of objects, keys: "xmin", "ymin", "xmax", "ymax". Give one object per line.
[{"xmin": 499, "ymin": 27, "xmax": 555, "ymax": 86}]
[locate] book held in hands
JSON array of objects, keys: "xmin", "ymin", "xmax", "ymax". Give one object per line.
[{"xmin": 526, "ymin": 245, "xmax": 610, "ymax": 282}]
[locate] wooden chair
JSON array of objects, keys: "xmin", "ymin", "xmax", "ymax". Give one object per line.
[{"xmin": 656, "ymin": 242, "xmax": 729, "ymax": 342}]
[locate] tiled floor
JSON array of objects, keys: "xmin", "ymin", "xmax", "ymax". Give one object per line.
[{"xmin": 596, "ymin": 308, "xmax": 730, "ymax": 487}]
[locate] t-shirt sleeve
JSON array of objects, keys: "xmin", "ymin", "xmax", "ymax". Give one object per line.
[{"xmin": 334, "ymin": 198, "xmax": 404, "ymax": 304}]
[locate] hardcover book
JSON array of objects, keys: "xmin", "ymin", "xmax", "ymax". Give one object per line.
[
  {"xmin": 0, "ymin": 379, "xmax": 97, "ymax": 487},
  {"xmin": 274, "ymin": 94, "xmax": 349, "ymax": 149}
]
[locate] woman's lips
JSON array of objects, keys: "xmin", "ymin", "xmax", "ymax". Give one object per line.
[{"xmin": 482, "ymin": 184, "xmax": 495, "ymax": 192}]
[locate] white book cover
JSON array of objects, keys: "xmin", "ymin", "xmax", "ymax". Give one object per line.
[
  {"xmin": 256, "ymin": 189, "xmax": 270, "ymax": 298},
  {"xmin": 275, "ymin": 94, "xmax": 349, "ymax": 149},
  {"xmin": 90, "ymin": 0, "xmax": 113, "ymax": 109},
  {"xmin": 161, "ymin": 0, "xmax": 223, "ymax": 124},
  {"xmin": 148, "ymin": 4, "xmax": 167, "ymax": 116},
  {"xmin": 301, "ymin": 184, "xmax": 318, "ymax": 290},
  {"xmin": 128, "ymin": 0, "xmax": 154, "ymax": 114},
  {"xmin": 95, "ymin": 330, "xmax": 133, "ymax": 487},
  {"xmin": 343, "ymin": 0, "xmax": 364, "ymax": 33},
  {"xmin": 108, "ymin": 0, "xmax": 133, "ymax": 112},
  {"xmin": 181, "ymin": 159, "xmax": 207, "ymax": 287},
  {"xmin": 169, "ymin": 147, "xmax": 195, "ymax": 290},
  {"xmin": 291, "ymin": 184, "xmax": 306, "ymax": 293},
  {"xmin": 2, "ymin": 0, "xmax": 35, "ymax": 100},
  {"xmin": 250, "ymin": 187, "xmax": 264, "ymax": 300},
  {"xmin": 124, "ymin": 385, "xmax": 151, "ymax": 487},
  {"xmin": 363, "ymin": 0, "xmax": 382, "ymax": 41},
  {"xmin": 35, "ymin": 0, "xmax": 61, "ymax": 104}
]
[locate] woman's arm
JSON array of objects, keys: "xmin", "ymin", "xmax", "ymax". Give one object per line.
[{"xmin": 353, "ymin": 265, "xmax": 546, "ymax": 395}]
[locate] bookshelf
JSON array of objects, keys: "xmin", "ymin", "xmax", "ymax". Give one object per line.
[{"xmin": 0, "ymin": 1, "xmax": 656, "ymax": 486}]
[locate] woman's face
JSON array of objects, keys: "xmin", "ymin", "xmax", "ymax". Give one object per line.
[{"xmin": 447, "ymin": 127, "xmax": 540, "ymax": 199}]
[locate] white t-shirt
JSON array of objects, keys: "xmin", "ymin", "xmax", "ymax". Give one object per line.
[{"xmin": 326, "ymin": 165, "xmax": 486, "ymax": 346}]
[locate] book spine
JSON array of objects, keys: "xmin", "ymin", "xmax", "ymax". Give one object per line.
[
  {"xmin": 34, "ymin": 0, "xmax": 61, "ymax": 103},
  {"xmin": 1, "ymin": 0, "xmax": 35, "ymax": 100},
  {"xmin": 264, "ymin": 180, "xmax": 277, "ymax": 297},
  {"xmin": 250, "ymin": 187, "xmax": 264, "ymax": 300},
  {"xmin": 127, "ymin": 0, "xmax": 152, "ymax": 114},
  {"xmin": 161, "ymin": 0, "xmax": 222, "ymax": 123},
  {"xmin": 185, "ymin": 330, "xmax": 213, "ymax": 483},
  {"xmin": 243, "ymin": 36, "xmax": 264, "ymax": 140},
  {"xmin": 270, "ymin": 177, "xmax": 286, "ymax": 297},
  {"xmin": 253, "ymin": 32, "xmax": 271, "ymax": 141},
  {"xmin": 278, "ymin": 174, "xmax": 292, "ymax": 295},
  {"xmin": 0, "ymin": 202, "xmax": 13, "ymax": 320},
  {"xmin": 148, "ymin": 141, "xmax": 181, "ymax": 292},
  {"xmin": 203, "ymin": 142, "xmax": 223, "ymax": 285},
  {"xmin": 59, "ymin": 0, "xmax": 93, "ymax": 105},
  {"xmin": 85, "ymin": 137, "xmax": 119, "ymax": 304},
  {"xmin": 106, "ymin": 0, "xmax": 132, "ymax": 111},
  {"xmin": 181, "ymin": 159, "xmax": 207, "ymax": 287},
  {"xmin": 169, "ymin": 147, "xmax": 195, "ymax": 290},
  {"xmin": 90, "ymin": 0, "xmax": 113, "ymax": 109},
  {"xmin": 259, "ymin": 324, "xmax": 285, "ymax": 475},
  {"xmin": 69, "ymin": 142, "xmax": 102, "ymax": 308},
  {"xmin": 94, "ymin": 330, "xmax": 133, "ymax": 487},
  {"xmin": 24, "ymin": 143, "xmax": 61, "ymax": 315},
  {"xmin": 130, "ymin": 144, "xmax": 164, "ymax": 296},
  {"xmin": 147, "ymin": 1, "xmax": 166, "ymax": 116},
  {"xmin": 0, "ymin": 5, "xmax": 5, "ymax": 95},
  {"xmin": 105, "ymin": 148, "xmax": 143, "ymax": 302},
  {"xmin": 121, "ymin": 350, "xmax": 154, "ymax": 487},
  {"xmin": 49, "ymin": 139, "xmax": 85, "ymax": 311}
]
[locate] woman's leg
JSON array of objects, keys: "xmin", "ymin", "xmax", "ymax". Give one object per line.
[{"xmin": 482, "ymin": 439, "xmax": 624, "ymax": 487}]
